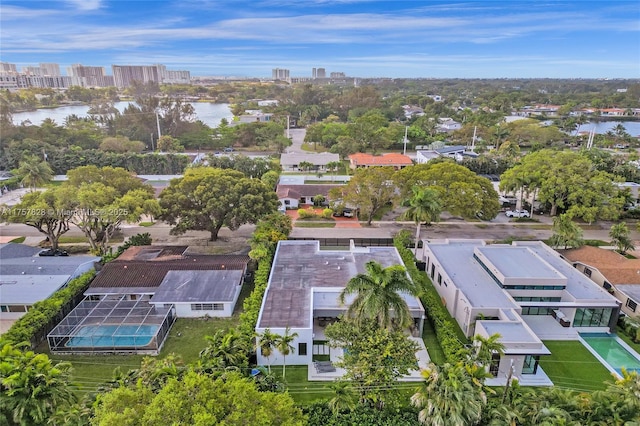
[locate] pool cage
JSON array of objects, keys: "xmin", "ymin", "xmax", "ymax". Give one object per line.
[{"xmin": 47, "ymin": 294, "xmax": 175, "ymax": 354}]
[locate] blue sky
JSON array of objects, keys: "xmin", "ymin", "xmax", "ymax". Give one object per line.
[{"xmin": 1, "ymin": 1, "xmax": 639, "ymax": 78}]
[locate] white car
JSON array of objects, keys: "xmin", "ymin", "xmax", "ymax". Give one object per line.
[{"xmin": 505, "ymin": 209, "xmax": 530, "ymax": 218}]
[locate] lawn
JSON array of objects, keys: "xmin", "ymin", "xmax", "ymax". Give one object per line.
[
  {"xmin": 294, "ymin": 222, "xmax": 336, "ymax": 228},
  {"xmin": 618, "ymin": 332, "xmax": 640, "ymax": 354},
  {"xmin": 539, "ymin": 340, "xmax": 614, "ymax": 392},
  {"xmin": 48, "ymin": 317, "xmax": 238, "ymax": 395},
  {"xmin": 422, "ymin": 319, "xmax": 445, "ymax": 365}
]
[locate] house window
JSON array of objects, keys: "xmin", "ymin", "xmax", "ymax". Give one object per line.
[
  {"xmin": 191, "ymin": 303, "xmax": 214, "ymax": 311},
  {"xmin": 603, "ymin": 282, "xmax": 612, "ymax": 290},
  {"xmin": 213, "ymin": 303, "xmax": 224, "ymax": 311},
  {"xmin": 298, "ymin": 342, "xmax": 307, "ymax": 356},
  {"xmin": 437, "ymin": 273, "xmax": 442, "ymax": 285},
  {"xmin": 284, "ymin": 200, "xmax": 290, "ymax": 205},
  {"xmin": 430, "ymin": 264, "xmax": 435, "ymax": 279},
  {"xmin": 584, "ymin": 268, "xmax": 592, "ymax": 277},
  {"xmin": 8, "ymin": 305, "xmax": 26, "ymax": 313},
  {"xmin": 574, "ymin": 308, "xmax": 613, "ymax": 327},
  {"xmin": 626, "ymin": 299, "xmax": 638, "ymax": 312},
  {"xmin": 489, "ymin": 353, "xmax": 500, "ymax": 377},
  {"xmin": 0, "ymin": 306, "xmax": 8, "ymax": 312},
  {"xmin": 522, "ymin": 355, "xmax": 539, "ymax": 374}
]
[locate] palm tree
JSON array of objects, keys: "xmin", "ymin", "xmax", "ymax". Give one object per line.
[
  {"xmin": 609, "ymin": 222, "xmax": 635, "ymax": 255},
  {"xmin": 411, "ymin": 362, "xmax": 487, "ymax": 426},
  {"xmin": 199, "ymin": 329, "xmax": 250, "ymax": 369},
  {"xmin": 15, "ymin": 155, "xmax": 53, "ymax": 191},
  {"xmin": 298, "ymin": 161, "xmax": 314, "ymax": 173},
  {"xmin": 0, "ymin": 344, "xmax": 76, "ymax": 426},
  {"xmin": 401, "ymin": 186, "xmax": 442, "ymax": 255},
  {"xmin": 328, "ymin": 381, "xmax": 356, "ymax": 415},
  {"xmin": 326, "ymin": 160, "xmax": 342, "ymax": 181},
  {"xmin": 339, "ymin": 260, "xmax": 417, "ymax": 330},
  {"xmin": 258, "ymin": 328, "xmax": 279, "ymax": 373},
  {"xmin": 275, "ymin": 326, "xmax": 298, "ymax": 379},
  {"xmin": 548, "ymin": 214, "xmax": 584, "ymax": 250},
  {"xmin": 473, "ymin": 333, "xmax": 505, "ymax": 366}
]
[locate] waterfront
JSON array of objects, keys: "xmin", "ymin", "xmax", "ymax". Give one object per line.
[{"xmin": 12, "ymin": 102, "xmax": 233, "ymax": 128}]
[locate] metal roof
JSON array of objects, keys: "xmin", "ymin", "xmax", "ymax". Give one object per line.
[{"xmin": 151, "ymin": 270, "xmax": 244, "ymax": 303}]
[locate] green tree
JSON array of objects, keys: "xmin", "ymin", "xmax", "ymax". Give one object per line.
[
  {"xmin": 326, "ymin": 160, "xmax": 342, "ymax": 181},
  {"xmin": 401, "ymin": 186, "xmax": 442, "ymax": 254},
  {"xmin": 325, "ymin": 320, "xmax": 419, "ymax": 408},
  {"xmin": 257, "ymin": 328, "xmax": 279, "ymax": 374},
  {"xmin": 275, "ymin": 326, "xmax": 298, "ymax": 379},
  {"xmin": 548, "ymin": 214, "xmax": 584, "ymax": 249},
  {"xmin": 411, "ymin": 362, "xmax": 488, "ymax": 426},
  {"xmin": 327, "ymin": 381, "xmax": 357, "ymax": 415},
  {"xmin": 156, "ymin": 135, "xmax": 184, "ymax": 153},
  {"xmin": 248, "ymin": 213, "xmax": 292, "ymax": 261},
  {"xmin": 339, "ymin": 260, "xmax": 416, "ymax": 330},
  {"xmin": 14, "ymin": 155, "xmax": 53, "ymax": 190},
  {"xmin": 298, "ymin": 161, "xmax": 314, "ymax": 172},
  {"xmin": 199, "ymin": 329, "xmax": 250, "ymax": 370},
  {"xmin": 261, "ymin": 170, "xmax": 280, "ymax": 190},
  {"xmin": 329, "ymin": 167, "xmax": 397, "ymax": 225},
  {"xmin": 472, "ymin": 333, "xmax": 505, "ymax": 366},
  {"xmin": 0, "ymin": 344, "xmax": 76, "ymax": 426},
  {"xmin": 1, "ymin": 188, "xmax": 71, "ymax": 250},
  {"xmin": 396, "ymin": 162, "xmax": 500, "ymax": 220},
  {"xmin": 99, "ymin": 136, "xmax": 145, "ymax": 153},
  {"xmin": 159, "ymin": 167, "xmax": 278, "ymax": 241},
  {"xmin": 610, "ymin": 222, "xmax": 635, "ymax": 255}
]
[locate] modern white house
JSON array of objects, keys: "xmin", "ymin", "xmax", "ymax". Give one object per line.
[
  {"xmin": 415, "ymin": 145, "xmax": 477, "ymax": 164},
  {"xmin": 255, "ymin": 240, "xmax": 426, "ymax": 377},
  {"xmin": 280, "ymin": 152, "xmax": 340, "ymax": 172},
  {"xmin": 421, "ymin": 239, "xmax": 621, "ymax": 386},
  {"xmin": 0, "ymin": 243, "xmax": 100, "ymax": 333}
]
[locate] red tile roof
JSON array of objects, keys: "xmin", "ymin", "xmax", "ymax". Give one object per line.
[
  {"xmin": 349, "ymin": 153, "xmax": 413, "ymax": 167},
  {"xmin": 562, "ymin": 245, "xmax": 640, "ymax": 285}
]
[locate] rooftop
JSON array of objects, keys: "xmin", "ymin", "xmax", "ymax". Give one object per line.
[
  {"xmin": 562, "ymin": 245, "xmax": 640, "ymax": 285},
  {"xmin": 258, "ymin": 241, "xmax": 422, "ymax": 329},
  {"xmin": 348, "ymin": 153, "xmax": 413, "ymax": 166},
  {"xmin": 280, "ymin": 152, "xmax": 340, "ymax": 166},
  {"xmin": 151, "ymin": 269, "xmax": 244, "ymax": 303}
]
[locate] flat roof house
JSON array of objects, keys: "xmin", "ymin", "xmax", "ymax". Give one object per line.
[
  {"xmin": 421, "ymin": 239, "xmax": 621, "ymax": 386},
  {"xmin": 280, "ymin": 152, "xmax": 340, "ymax": 172},
  {"xmin": 256, "ymin": 240, "xmax": 426, "ymax": 379},
  {"xmin": 47, "ymin": 246, "xmax": 250, "ymax": 354},
  {"xmin": 562, "ymin": 245, "xmax": 640, "ymax": 318},
  {"xmin": 0, "ymin": 243, "xmax": 100, "ymax": 333}
]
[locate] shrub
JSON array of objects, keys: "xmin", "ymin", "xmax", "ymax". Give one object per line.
[
  {"xmin": 297, "ymin": 208, "xmax": 316, "ymax": 219},
  {"xmin": 393, "ymin": 233, "xmax": 470, "ymax": 362},
  {"xmin": 322, "ymin": 208, "xmax": 333, "ymax": 219}
]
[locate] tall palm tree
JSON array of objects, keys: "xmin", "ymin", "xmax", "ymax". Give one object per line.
[
  {"xmin": 411, "ymin": 362, "xmax": 487, "ymax": 426},
  {"xmin": 326, "ymin": 160, "xmax": 342, "ymax": 181},
  {"xmin": 339, "ymin": 260, "xmax": 417, "ymax": 329},
  {"xmin": 15, "ymin": 156, "xmax": 53, "ymax": 191},
  {"xmin": 549, "ymin": 214, "xmax": 584, "ymax": 249},
  {"xmin": 199, "ymin": 329, "xmax": 250, "ymax": 369},
  {"xmin": 258, "ymin": 328, "xmax": 279, "ymax": 373},
  {"xmin": 402, "ymin": 186, "xmax": 442, "ymax": 255},
  {"xmin": 609, "ymin": 222, "xmax": 635, "ymax": 255},
  {"xmin": 275, "ymin": 326, "xmax": 298, "ymax": 379}
]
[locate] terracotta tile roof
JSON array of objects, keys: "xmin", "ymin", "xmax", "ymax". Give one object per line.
[
  {"xmin": 562, "ymin": 246, "xmax": 640, "ymax": 285},
  {"xmin": 349, "ymin": 153, "xmax": 413, "ymax": 166},
  {"xmin": 116, "ymin": 246, "xmax": 189, "ymax": 261},
  {"xmin": 91, "ymin": 254, "xmax": 250, "ymax": 289}
]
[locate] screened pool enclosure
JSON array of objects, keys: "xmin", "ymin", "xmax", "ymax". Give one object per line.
[{"xmin": 47, "ymin": 294, "xmax": 175, "ymax": 354}]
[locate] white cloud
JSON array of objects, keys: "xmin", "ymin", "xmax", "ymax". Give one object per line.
[{"xmin": 65, "ymin": 0, "xmax": 102, "ymax": 11}]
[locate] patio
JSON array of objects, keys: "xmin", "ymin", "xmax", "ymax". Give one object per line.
[{"xmin": 522, "ymin": 315, "xmax": 611, "ymax": 341}]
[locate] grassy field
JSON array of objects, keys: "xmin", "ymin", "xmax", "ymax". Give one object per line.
[
  {"xmin": 294, "ymin": 222, "xmax": 336, "ymax": 228},
  {"xmin": 539, "ymin": 340, "xmax": 613, "ymax": 392}
]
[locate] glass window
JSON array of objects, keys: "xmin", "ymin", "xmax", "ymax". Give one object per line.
[
  {"xmin": 489, "ymin": 353, "xmax": 500, "ymax": 377},
  {"xmin": 1, "ymin": 305, "xmax": 8, "ymax": 312},
  {"xmin": 8, "ymin": 305, "xmax": 26, "ymax": 312},
  {"xmin": 298, "ymin": 342, "xmax": 307, "ymax": 356},
  {"xmin": 522, "ymin": 355, "xmax": 539, "ymax": 374},
  {"xmin": 574, "ymin": 308, "xmax": 613, "ymax": 327},
  {"xmin": 437, "ymin": 273, "xmax": 442, "ymax": 285},
  {"xmin": 430, "ymin": 264, "xmax": 435, "ymax": 279},
  {"xmin": 213, "ymin": 303, "xmax": 224, "ymax": 311},
  {"xmin": 584, "ymin": 268, "xmax": 592, "ymax": 277},
  {"xmin": 626, "ymin": 299, "xmax": 638, "ymax": 312}
]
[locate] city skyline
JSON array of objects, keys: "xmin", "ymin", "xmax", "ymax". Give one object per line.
[{"xmin": 1, "ymin": 1, "xmax": 639, "ymax": 79}]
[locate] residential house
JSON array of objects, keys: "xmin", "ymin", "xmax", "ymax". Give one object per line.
[
  {"xmin": 255, "ymin": 241, "xmax": 425, "ymax": 376},
  {"xmin": 562, "ymin": 246, "xmax": 640, "ymax": 317},
  {"xmin": 402, "ymin": 105, "xmax": 425, "ymax": 119},
  {"xmin": 421, "ymin": 239, "xmax": 620, "ymax": 386},
  {"xmin": 280, "ymin": 152, "xmax": 340, "ymax": 172},
  {"xmin": 276, "ymin": 184, "xmax": 342, "ymax": 209},
  {"xmin": 415, "ymin": 145, "xmax": 477, "ymax": 164},
  {"xmin": 348, "ymin": 153, "xmax": 412, "ymax": 170},
  {"xmin": 0, "ymin": 243, "xmax": 100, "ymax": 333},
  {"xmin": 436, "ymin": 118, "xmax": 462, "ymax": 133}
]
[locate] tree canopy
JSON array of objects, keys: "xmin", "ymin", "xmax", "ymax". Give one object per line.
[{"xmin": 159, "ymin": 167, "xmax": 278, "ymax": 241}]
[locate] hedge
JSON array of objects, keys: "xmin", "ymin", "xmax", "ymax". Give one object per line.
[
  {"xmin": 238, "ymin": 252, "xmax": 275, "ymax": 337},
  {"xmin": 0, "ymin": 270, "xmax": 96, "ymax": 348},
  {"xmin": 393, "ymin": 233, "xmax": 470, "ymax": 363}
]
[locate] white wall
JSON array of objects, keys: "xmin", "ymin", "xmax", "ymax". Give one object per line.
[
  {"xmin": 256, "ymin": 327, "xmax": 313, "ymax": 366},
  {"xmin": 172, "ymin": 302, "xmax": 234, "ymax": 318}
]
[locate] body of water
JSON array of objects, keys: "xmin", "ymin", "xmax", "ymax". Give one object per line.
[
  {"xmin": 580, "ymin": 333, "xmax": 640, "ymax": 376},
  {"xmin": 12, "ymin": 101, "xmax": 233, "ymax": 128},
  {"xmin": 579, "ymin": 121, "xmax": 640, "ymax": 137}
]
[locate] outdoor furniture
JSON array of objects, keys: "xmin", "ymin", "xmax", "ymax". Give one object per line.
[{"xmin": 314, "ymin": 361, "xmax": 336, "ymax": 373}]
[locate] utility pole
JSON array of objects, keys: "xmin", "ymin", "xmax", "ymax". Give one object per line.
[
  {"xmin": 150, "ymin": 133, "xmax": 155, "ymax": 152},
  {"xmin": 403, "ymin": 126, "xmax": 409, "ymax": 155},
  {"xmin": 155, "ymin": 112, "xmax": 162, "ymax": 139},
  {"xmin": 501, "ymin": 359, "xmax": 515, "ymax": 404}
]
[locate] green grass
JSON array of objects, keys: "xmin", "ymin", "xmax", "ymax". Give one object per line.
[
  {"xmin": 617, "ymin": 332, "xmax": 640, "ymax": 354},
  {"xmin": 58, "ymin": 236, "xmax": 91, "ymax": 244},
  {"xmin": 539, "ymin": 341, "xmax": 613, "ymax": 392},
  {"xmin": 422, "ymin": 319, "xmax": 445, "ymax": 365},
  {"xmin": 138, "ymin": 221, "xmax": 155, "ymax": 227},
  {"xmin": 372, "ymin": 204, "xmax": 394, "ymax": 221},
  {"xmin": 294, "ymin": 222, "xmax": 336, "ymax": 228},
  {"xmin": 272, "ymin": 365, "xmax": 333, "ymax": 404},
  {"xmin": 301, "ymin": 142, "xmax": 326, "ymax": 153},
  {"xmin": 9, "ymin": 236, "xmax": 25, "ymax": 243}
]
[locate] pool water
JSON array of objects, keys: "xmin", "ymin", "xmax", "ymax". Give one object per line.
[
  {"xmin": 580, "ymin": 333, "xmax": 640, "ymax": 375},
  {"xmin": 66, "ymin": 324, "xmax": 158, "ymax": 348}
]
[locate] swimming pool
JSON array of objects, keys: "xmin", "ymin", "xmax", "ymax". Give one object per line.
[
  {"xmin": 66, "ymin": 324, "xmax": 158, "ymax": 348},
  {"xmin": 579, "ymin": 333, "xmax": 640, "ymax": 376}
]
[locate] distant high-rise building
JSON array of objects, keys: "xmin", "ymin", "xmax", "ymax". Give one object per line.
[
  {"xmin": 330, "ymin": 72, "xmax": 346, "ymax": 78},
  {"xmin": 112, "ymin": 65, "xmax": 160, "ymax": 88},
  {"xmin": 39, "ymin": 63, "xmax": 61, "ymax": 76},
  {"xmin": 68, "ymin": 64, "xmax": 114, "ymax": 87},
  {"xmin": 316, "ymin": 68, "xmax": 326, "ymax": 78},
  {"xmin": 0, "ymin": 62, "xmax": 18, "ymax": 74},
  {"xmin": 22, "ymin": 66, "xmax": 43, "ymax": 76},
  {"xmin": 312, "ymin": 68, "xmax": 317, "ymax": 78},
  {"xmin": 272, "ymin": 68, "xmax": 290, "ymax": 81}
]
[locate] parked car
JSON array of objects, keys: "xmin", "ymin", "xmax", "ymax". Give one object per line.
[
  {"xmin": 342, "ymin": 208, "xmax": 354, "ymax": 218},
  {"xmin": 505, "ymin": 209, "xmax": 530, "ymax": 218}
]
